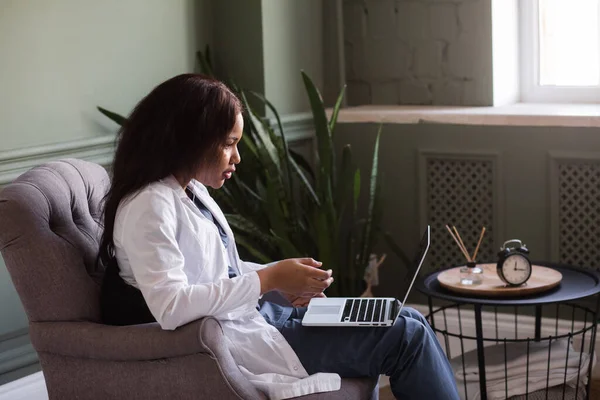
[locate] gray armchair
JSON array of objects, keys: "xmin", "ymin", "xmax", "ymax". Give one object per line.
[{"xmin": 0, "ymin": 159, "xmax": 379, "ymax": 399}]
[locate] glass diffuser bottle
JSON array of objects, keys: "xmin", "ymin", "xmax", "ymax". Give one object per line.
[{"xmin": 460, "ymin": 261, "xmax": 483, "ymax": 285}]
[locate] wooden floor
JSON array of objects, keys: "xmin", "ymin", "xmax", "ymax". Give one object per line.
[{"xmin": 379, "ymin": 379, "xmax": 600, "ymax": 399}]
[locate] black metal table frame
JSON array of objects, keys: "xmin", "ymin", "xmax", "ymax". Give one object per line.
[{"xmin": 417, "ymin": 263, "xmax": 600, "ymax": 400}]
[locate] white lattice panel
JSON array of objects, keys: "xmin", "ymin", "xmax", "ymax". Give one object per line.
[
  {"xmin": 424, "ymin": 158, "xmax": 495, "ymax": 271},
  {"xmin": 557, "ymin": 163, "xmax": 600, "ymax": 268}
]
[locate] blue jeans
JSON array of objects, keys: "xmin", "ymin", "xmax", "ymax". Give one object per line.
[{"xmin": 277, "ymin": 306, "xmax": 460, "ymax": 400}]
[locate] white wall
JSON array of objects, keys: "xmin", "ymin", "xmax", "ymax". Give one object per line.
[{"xmin": 0, "ymin": 0, "xmax": 209, "ymax": 151}]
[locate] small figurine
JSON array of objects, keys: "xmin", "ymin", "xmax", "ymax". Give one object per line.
[{"xmin": 361, "ymin": 253, "xmax": 387, "ymax": 297}]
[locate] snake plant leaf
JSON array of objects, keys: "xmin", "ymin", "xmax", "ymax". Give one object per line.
[
  {"xmin": 248, "ymin": 90, "xmax": 295, "ymax": 199},
  {"xmin": 205, "ymin": 45, "xmax": 213, "ymax": 72},
  {"xmin": 240, "ymin": 92, "xmax": 280, "ymax": 170},
  {"xmin": 210, "ymin": 184, "xmax": 237, "ymax": 214},
  {"xmin": 225, "ymin": 214, "xmax": 279, "ymax": 248},
  {"xmin": 287, "ymin": 148, "xmax": 319, "ymax": 206},
  {"xmin": 315, "ymin": 210, "xmax": 335, "ymax": 274},
  {"xmin": 289, "ymin": 149, "xmax": 315, "ymax": 181},
  {"xmin": 234, "ymin": 175, "xmax": 263, "ymax": 204},
  {"xmin": 97, "ymin": 107, "xmax": 127, "ymax": 126},
  {"xmin": 234, "ymin": 234, "xmax": 273, "ymax": 264},
  {"xmin": 378, "ymin": 227, "xmax": 411, "ymax": 268},
  {"xmin": 336, "ymin": 144, "xmax": 353, "ymax": 212},
  {"xmin": 240, "ymin": 126, "xmax": 259, "ymax": 159},
  {"xmin": 196, "ymin": 46, "xmax": 215, "ymax": 77},
  {"xmin": 301, "ymin": 71, "xmax": 335, "ymax": 191},
  {"xmin": 359, "ymin": 125, "xmax": 382, "ymax": 268},
  {"xmin": 353, "ymin": 168, "xmax": 361, "ymax": 216},
  {"xmin": 289, "ymin": 155, "xmax": 320, "ymax": 206},
  {"xmin": 328, "ymin": 85, "xmax": 346, "ymax": 137},
  {"xmin": 249, "ymin": 91, "xmax": 288, "ymax": 149},
  {"xmin": 269, "ymin": 229, "xmax": 302, "ymax": 259},
  {"xmin": 262, "ymin": 167, "xmax": 291, "ymax": 240}
]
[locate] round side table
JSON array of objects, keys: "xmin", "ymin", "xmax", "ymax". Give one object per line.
[{"xmin": 416, "ymin": 262, "xmax": 600, "ymax": 400}]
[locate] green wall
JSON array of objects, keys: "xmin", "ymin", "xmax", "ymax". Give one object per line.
[{"xmin": 0, "ymin": 0, "xmax": 211, "ymax": 152}]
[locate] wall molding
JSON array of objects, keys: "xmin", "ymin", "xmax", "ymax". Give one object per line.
[
  {"xmin": 0, "ymin": 135, "xmax": 116, "ymax": 186},
  {"xmin": 267, "ymin": 112, "xmax": 315, "ymax": 142},
  {"xmin": 0, "ymin": 112, "xmax": 315, "ymax": 188}
]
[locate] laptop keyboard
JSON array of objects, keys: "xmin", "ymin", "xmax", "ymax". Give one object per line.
[{"xmin": 340, "ymin": 299, "xmax": 387, "ymax": 323}]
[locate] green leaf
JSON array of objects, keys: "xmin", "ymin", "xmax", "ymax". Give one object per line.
[
  {"xmin": 238, "ymin": 117, "xmax": 260, "ymax": 159},
  {"xmin": 379, "ymin": 228, "xmax": 411, "ymax": 268},
  {"xmin": 328, "ymin": 85, "xmax": 346, "ymax": 136},
  {"xmin": 249, "ymin": 91, "xmax": 288, "ymax": 149},
  {"xmin": 360, "ymin": 125, "xmax": 383, "ymax": 268},
  {"xmin": 240, "ymin": 92, "xmax": 280, "ymax": 169},
  {"xmin": 196, "ymin": 46, "xmax": 215, "ymax": 77},
  {"xmin": 315, "ymin": 211, "xmax": 335, "ymax": 272},
  {"xmin": 301, "ymin": 71, "xmax": 335, "ymax": 192},
  {"xmin": 290, "ymin": 155, "xmax": 320, "ymax": 206},
  {"xmin": 97, "ymin": 107, "xmax": 127, "ymax": 126},
  {"xmin": 225, "ymin": 214, "xmax": 278, "ymax": 248},
  {"xmin": 234, "ymin": 235, "xmax": 272, "ymax": 264},
  {"xmin": 353, "ymin": 168, "xmax": 361, "ymax": 215},
  {"xmin": 336, "ymin": 144, "xmax": 353, "ymax": 212},
  {"xmin": 248, "ymin": 90, "xmax": 303, "ymax": 223},
  {"xmin": 289, "ymin": 149, "xmax": 315, "ymax": 181},
  {"xmin": 234, "ymin": 175, "xmax": 263, "ymax": 203},
  {"xmin": 269, "ymin": 229, "xmax": 302, "ymax": 258},
  {"xmin": 205, "ymin": 45, "xmax": 213, "ymax": 71}
]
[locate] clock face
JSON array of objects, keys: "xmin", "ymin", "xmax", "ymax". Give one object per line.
[{"xmin": 501, "ymin": 254, "xmax": 531, "ymax": 285}]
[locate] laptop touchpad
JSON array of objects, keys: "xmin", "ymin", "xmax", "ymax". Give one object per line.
[{"xmin": 312, "ymin": 305, "xmax": 341, "ymax": 315}]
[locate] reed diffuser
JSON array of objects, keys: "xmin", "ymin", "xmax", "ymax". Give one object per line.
[{"xmin": 446, "ymin": 225, "xmax": 486, "ymax": 286}]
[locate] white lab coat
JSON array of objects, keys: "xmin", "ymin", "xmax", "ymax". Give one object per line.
[{"xmin": 113, "ymin": 175, "xmax": 341, "ymax": 399}]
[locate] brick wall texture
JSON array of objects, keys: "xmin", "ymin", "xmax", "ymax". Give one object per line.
[{"xmin": 344, "ymin": 0, "xmax": 492, "ymax": 106}]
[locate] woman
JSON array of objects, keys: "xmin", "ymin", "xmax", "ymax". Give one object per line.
[{"xmin": 99, "ymin": 74, "xmax": 459, "ymax": 400}]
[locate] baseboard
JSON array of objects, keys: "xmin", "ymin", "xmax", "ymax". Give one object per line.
[
  {"xmin": 408, "ymin": 303, "xmax": 600, "ymax": 378},
  {"xmin": 0, "ymin": 330, "xmax": 38, "ymax": 382}
]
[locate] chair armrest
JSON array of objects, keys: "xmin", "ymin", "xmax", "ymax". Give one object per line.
[
  {"xmin": 32, "ymin": 317, "xmax": 268, "ymax": 399},
  {"xmin": 29, "ymin": 317, "xmax": 219, "ymax": 361}
]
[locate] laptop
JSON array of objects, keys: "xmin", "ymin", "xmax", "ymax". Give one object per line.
[{"xmin": 302, "ymin": 225, "xmax": 430, "ymax": 327}]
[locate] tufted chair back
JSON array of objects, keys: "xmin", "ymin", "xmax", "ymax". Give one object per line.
[{"xmin": 0, "ymin": 159, "xmax": 110, "ymax": 323}]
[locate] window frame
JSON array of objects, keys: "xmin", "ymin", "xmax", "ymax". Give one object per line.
[{"xmin": 520, "ymin": 0, "xmax": 600, "ymax": 103}]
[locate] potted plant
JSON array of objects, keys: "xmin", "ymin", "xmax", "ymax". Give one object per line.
[{"xmin": 97, "ymin": 48, "xmax": 409, "ymax": 296}]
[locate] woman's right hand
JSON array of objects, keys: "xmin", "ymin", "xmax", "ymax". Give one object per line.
[{"xmin": 257, "ymin": 258, "xmax": 333, "ymax": 295}]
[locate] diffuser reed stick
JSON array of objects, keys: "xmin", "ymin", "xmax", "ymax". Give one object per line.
[{"xmin": 472, "ymin": 227, "xmax": 486, "ymax": 262}]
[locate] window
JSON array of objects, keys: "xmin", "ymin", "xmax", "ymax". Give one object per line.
[{"xmin": 521, "ymin": 0, "xmax": 600, "ymax": 103}]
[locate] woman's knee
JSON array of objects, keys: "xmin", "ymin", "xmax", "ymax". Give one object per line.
[
  {"xmin": 391, "ymin": 313, "xmax": 429, "ymax": 344},
  {"xmin": 400, "ymin": 306, "xmax": 429, "ymax": 325}
]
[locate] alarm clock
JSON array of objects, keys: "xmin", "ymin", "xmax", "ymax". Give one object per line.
[{"xmin": 496, "ymin": 239, "xmax": 532, "ymax": 286}]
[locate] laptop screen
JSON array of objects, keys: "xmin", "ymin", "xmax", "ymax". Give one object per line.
[{"xmin": 398, "ymin": 225, "xmax": 431, "ymax": 304}]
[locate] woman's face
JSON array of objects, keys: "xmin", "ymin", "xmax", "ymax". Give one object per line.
[{"xmin": 196, "ymin": 113, "xmax": 243, "ymax": 189}]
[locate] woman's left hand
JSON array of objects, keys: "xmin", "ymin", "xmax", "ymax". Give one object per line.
[{"xmin": 284, "ymin": 292, "xmax": 326, "ymax": 307}]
